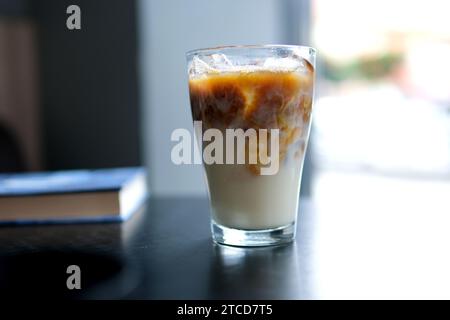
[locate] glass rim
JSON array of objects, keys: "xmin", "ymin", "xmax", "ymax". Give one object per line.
[{"xmin": 186, "ymin": 44, "xmax": 316, "ymax": 59}]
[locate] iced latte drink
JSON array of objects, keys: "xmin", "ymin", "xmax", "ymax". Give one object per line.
[{"xmin": 187, "ymin": 45, "xmax": 315, "ymax": 246}]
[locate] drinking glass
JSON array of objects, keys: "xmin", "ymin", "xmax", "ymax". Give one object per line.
[{"xmin": 186, "ymin": 45, "xmax": 315, "ymax": 246}]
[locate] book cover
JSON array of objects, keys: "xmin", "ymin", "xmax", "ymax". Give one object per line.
[{"xmin": 0, "ymin": 167, "xmax": 148, "ymax": 225}]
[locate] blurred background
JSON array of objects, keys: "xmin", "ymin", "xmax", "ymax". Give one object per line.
[
  {"xmin": 0, "ymin": 0, "xmax": 140, "ymax": 173},
  {"xmin": 0, "ymin": 0, "xmax": 449, "ymax": 197}
]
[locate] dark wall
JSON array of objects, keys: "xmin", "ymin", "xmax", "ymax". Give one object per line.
[{"xmin": 32, "ymin": 0, "xmax": 141, "ymax": 170}]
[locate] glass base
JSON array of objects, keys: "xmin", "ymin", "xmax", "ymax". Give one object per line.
[{"xmin": 211, "ymin": 221, "xmax": 296, "ymax": 247}]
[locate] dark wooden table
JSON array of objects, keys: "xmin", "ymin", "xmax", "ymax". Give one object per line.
[
  {"xmin": 3, "ymin": 185, "xmax": 450, "ymax": 299},
  {"xmin": 0, "ymin": 197, "xmax": 314, "ymax": 299}
]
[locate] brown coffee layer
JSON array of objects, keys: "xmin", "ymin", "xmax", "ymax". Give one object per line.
[{"xmin": 189, "ymin": 69, "xmax": 314, "ymax": 174}]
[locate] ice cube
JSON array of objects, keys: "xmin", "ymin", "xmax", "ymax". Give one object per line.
[
  {"xmin": 189, "ymin": 56, "xmax": 219, "ymax": 76},
  {"xmin": 210, "ymin": 53, "xmax": 233, "ymax": 70},
  {"xmin": 263, "ymin": 57, "xmax": 294, "ymax": 71},
  {"xmin": 263, "ymin": 56, "xmax": 313, "ymax": 74},
  {"xmin": 189, "ymin": 53, "xmax": 235, "ymax": 76}
]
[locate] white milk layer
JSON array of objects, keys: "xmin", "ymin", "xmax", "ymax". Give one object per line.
[{"xmin": 204, "ymin": 150, "xmax": 304, "ymax": 230}]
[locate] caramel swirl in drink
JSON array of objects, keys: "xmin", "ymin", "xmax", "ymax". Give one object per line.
[
  {"xmin": 189, "ymin": 62, "xmax": 314, "ymax": 174},
  {"xmin": 188, "ymin": 61, "xmax": 314, "ymax": 230}
]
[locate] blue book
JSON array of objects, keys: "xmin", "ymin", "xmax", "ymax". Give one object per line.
[{"xmin": 0, "ymin": 167, "xmax": 148, "ymax": 224}]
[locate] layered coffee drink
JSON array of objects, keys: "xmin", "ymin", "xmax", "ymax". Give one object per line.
[{"xmin": 187, "ymin": 45, "xmax": 315, "ymax": 246}]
